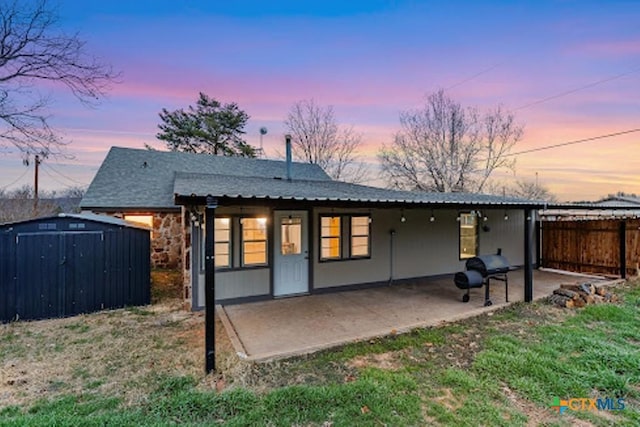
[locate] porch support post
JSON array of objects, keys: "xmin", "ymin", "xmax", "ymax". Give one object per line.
[
  {"xmin": 524, "ymin": 208, "xmax": 534, "ymax": 302},
  {"xmin": 205, "ymin": 196, "xmax": 218, "ymax": 373}
]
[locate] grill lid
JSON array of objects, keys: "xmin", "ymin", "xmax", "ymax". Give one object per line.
[{"xmin": 465, "ymin": 254, "xmax": 510, "ymax": 276}]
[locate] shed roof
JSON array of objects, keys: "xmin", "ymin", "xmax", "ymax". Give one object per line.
[
  {"xmin": 173, "ymin": 172, "xmax": 543, "ymax": 207},
  {"xmin": 0, "ymin": 213, "xmax": 150, "ymax": 230},
  {"xmin": 81, "ymin": 147, "xmax": 332, "ymax": 210}
]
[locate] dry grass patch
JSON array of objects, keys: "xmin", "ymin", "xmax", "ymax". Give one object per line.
[
  {"xmin": 0, "ymin": 299, "xmax": 240, "ymax": 408},
  {"xmin": 346, "ymin": 350, "xmax": 406, "ymax": 371}
]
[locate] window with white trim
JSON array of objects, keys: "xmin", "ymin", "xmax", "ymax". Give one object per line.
[{"xmin": 241, "ymin": 217, "xmax": 268, "ymax": 266}]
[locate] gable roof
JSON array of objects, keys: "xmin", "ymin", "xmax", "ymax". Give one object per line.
[
  {"xmin": 81, "ymin": 147, "xmax": 331, "ymax": 209},
  {"xmin": 173, "ymin": 172, "xmax": 543, "ymax": 208},
  {"xmin": 592, "ymin": 196, "xmax": 640, "ymax": 207}
]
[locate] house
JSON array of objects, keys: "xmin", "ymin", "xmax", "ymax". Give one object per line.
[
  {"xmin": 541, "ymin": 194, "xmax": 640, "ymax": 221},
  {"xmin": 82, "ymin": 146, "xmax": 544, "ymax": 309}
]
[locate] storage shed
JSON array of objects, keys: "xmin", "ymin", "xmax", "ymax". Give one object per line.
[{"xmin": 0, "ymin": 214, "xmax": 150, "ymax": 322}]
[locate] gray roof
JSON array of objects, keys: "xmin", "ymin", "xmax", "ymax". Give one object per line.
[
  {"xmin": 81, "ymin": 147, "xmax": 331, "ymax": 209},
  {"xmin": 592, "ymin": 196, "xmax": 640, "ymax": 207},
  {"xmin": 1, "ymin": 213, "xmax": 150, "ymax": 229},
  {"xmin": 174, "ymin": 172, "xmax": 543, "ymax": 207}
]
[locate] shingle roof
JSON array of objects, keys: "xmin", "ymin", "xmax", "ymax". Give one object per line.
[
  {"xmin": 81, "ymin": 147, "xmax": 332, "ymax": 209},
  {"xmin": 173, "ymin": 172, "xmax": 544, "ymax": 207}
]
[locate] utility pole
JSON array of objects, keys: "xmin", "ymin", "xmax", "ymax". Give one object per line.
[{"xmin": 33, "ymin": 154, "xmax": 41, "ymax": 215}]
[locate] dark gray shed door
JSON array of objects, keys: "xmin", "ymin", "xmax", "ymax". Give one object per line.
[{"xmin": 16, "ymin": 232, "xmax": 104, "ymax": 320}]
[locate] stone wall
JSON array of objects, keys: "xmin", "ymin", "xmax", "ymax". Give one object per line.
[{"xmin": 150, "ymin": 211, "xmax": 183, "ymax": 269}]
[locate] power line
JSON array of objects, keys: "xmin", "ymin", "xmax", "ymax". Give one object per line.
[
  {"xmin": 40, "ymin": 165, "xmax": 70, "ymax": 188},
  {"xmin": 42, "ymin": 163, "xmax": 88, "ymax": 186},
  {"xmin": 503, "ymin": 128, "xmax": 640, "ymax": 158},
  {"xmin": 514, "ymin": 65, "xmax": 640, "ymax": 111},
  {"xmin": 445, "ymin": 64, "xmax": 501, "ymax": 91},
  {"xmin": 0, "ymin": 167, "xmax": 30, "ymax": 191}
]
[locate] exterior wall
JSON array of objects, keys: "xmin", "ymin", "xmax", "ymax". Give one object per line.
[
  {"xmin": 183, "ymin": 204, "xmax": 529, "ymax": 306},
  {"xmin": 313, "ymin": 207, "xmax": 527, "ymax": 290},
  {"xmin": 184, "ymin": 205, "xmax": 271, "ymax": 309},
  {"xmin": 150, "ymin": 211, "xmax": 183, "ymax": 269},
  {"xmin": 478, "ymin": 209, "xmax": 525, "ymax": 265}
]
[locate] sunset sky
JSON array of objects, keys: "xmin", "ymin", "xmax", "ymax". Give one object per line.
[{"xmin": 1, "ymin": 0, "xmax": 639, "ymax": 202}]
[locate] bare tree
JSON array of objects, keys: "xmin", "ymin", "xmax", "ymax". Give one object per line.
[
  {"xmin": 509, "ymin": 179, "xmax": 557, "ymax": 203},
  {"xmin": 285, "ymin": 99, "xmax": 368, "ymax": 183},
  {"xmin": 0, "ymin": 0, "xmax": 118, "ymax": 158},
  {"xmin": 379, "ymin": 90, "xmax": 523, "ymax": 193}
]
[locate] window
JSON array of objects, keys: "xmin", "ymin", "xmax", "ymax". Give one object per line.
[
  {"xmin": 350, "ymin": 216, "xmax": 370, "ymax": 258},
  {"xmin": 321, "ymin": 216, "xmax": 341, "ymax": 260},
  {"xmin": 241, "ymin": 217, "xmax": 268, "ymax": 266},
  {"xmin": 214, "ymin": 218, "xmax": 231, "ymax": 268},
  {"xmin": 459, "ymin": 213, "xmax": 478, "ymax": 259},
  {"xmin": 320, "ymin": 214, "xmax": 371, "ymax": 261},
  {"xmin": 281, "ymin": 217, "xmax": 302, "ymax": 255},
  {"xmin": 124, "ymin": 214, "xmax": 153, "ymax": 237}
]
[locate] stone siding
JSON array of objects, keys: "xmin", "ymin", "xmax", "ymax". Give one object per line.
[{"xmin": 151, "ymin": 211, "xmax": 183, "ymax": 269}]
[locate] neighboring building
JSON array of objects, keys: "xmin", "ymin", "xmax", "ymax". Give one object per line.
[
  {"xmin": 82, "ymin": 146, "xmax": 543, "ymax": 309},
  {"xmin": 541, "ymin": 195, "xmax": 640, "ymax": 221}
]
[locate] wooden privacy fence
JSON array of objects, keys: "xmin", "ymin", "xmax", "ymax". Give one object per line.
[{"xmin": 541, "ymin": 219, "xmax": 640, "ymax": 277}]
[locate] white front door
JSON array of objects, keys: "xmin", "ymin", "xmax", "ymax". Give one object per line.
[{"xmin": 273, "ymin": 211, "xmax": 309, "ymax": 296}]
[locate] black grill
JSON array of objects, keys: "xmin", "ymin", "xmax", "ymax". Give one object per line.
[
  {"xmin": 454, "ymin": 250, "xmax": 511, "ymax": 305},
  {"xmin": 465, "ymin": 254, "xmax": 510, "ymax": 277}
]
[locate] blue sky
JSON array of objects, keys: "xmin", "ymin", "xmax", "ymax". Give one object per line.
[{"xmin": 1, "ymin": 0, "xmax": 639, "ymax": 201}]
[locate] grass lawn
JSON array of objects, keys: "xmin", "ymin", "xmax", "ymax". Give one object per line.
[{"xmin": 1, "ymin": 278, "xmax": 638, "ymax": 426}]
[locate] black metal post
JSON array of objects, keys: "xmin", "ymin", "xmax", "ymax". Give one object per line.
[
  {"xmin": 205, "ymin": 196, "xmax": 218, "ymax": 373},
  {"xmin": 535, "ymin": 220, "xmax": 541, "ymax": 268},
  {"xmin": 619, "ymin": 220, "xmax": 626, "ymax": 279},
  {"xmin": 524, "ymin": 208, "xmax": 534, "ymax": 302}
]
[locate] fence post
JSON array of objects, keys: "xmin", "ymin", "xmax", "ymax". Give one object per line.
[{"xmin": 619, "ymin": 221, "xmax": 626, "ymax": 279}]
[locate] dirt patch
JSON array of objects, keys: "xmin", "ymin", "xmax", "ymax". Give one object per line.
[
  {"xmin": 346, "ymin": 350, "xmax": 405, "ymax": 371},
  {"xmin": 434, "ymin": 387, "xmax": 463, "ymax": 411},
  {"xmin": 150, "ymin": 269, "xmax": 183, "ymax": 303}
]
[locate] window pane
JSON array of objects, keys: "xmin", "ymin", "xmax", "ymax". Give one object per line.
[
  {"xmin": 351, "ymin": 236, "xmax": 369, "ymax": 257},
  {"xmin": 243, "ymin": 241, "xmax": 267, "ymax": 264},
  {"xmin": 241, "ymin": 217, "xmax": 268, "ymax": 266},
  {"xmin": 350, "ymin": 216, "xmax": 370, "ymax": 258},
  {"xmin": 459, "ymin": 213, "xmax": 477, "ymax": 259},
  {"xmin": 320, "ymin": 216, "xmax": 341, "ymax": 260},
  {"xmin": 321, "ymin": 216, "xmax": 341, "ymax": 237},
  {"xmin": 321, "ymin": 237, "xmax": 341, "ymax": 259},
  {"xmin": 241, "ymin": 218, "xmax": 267, "ymax": 240},
  {"xmin": 214, "ymin": 242, "xmax": 230, "ymax": 268},
  {"xmin": 213, "ymin": 217, "xmax": 231, "ymax": 268},
  {"xmin": 281, "ymin": 217, "xmax": 302, "ymax": 255}
]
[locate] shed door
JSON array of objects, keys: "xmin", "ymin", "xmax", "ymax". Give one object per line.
[
  {"xmin": 15, "ymin": 232, "xmax": 103, "ymax": 320},
  {"xmin": 273, "ymin": 211, "xmax": 309, "ymax": 296}
]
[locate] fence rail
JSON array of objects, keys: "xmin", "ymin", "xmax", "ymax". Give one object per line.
[{"xmin": 541, "ymin": 219, "xmax": 640, "ymax": 277}]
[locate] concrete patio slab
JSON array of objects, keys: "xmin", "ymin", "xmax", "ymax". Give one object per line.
[{"xmin": 220, "ymin": 269, "xmax": 611, "ymax": 362}]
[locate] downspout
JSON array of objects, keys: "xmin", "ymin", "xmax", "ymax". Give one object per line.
[{"xmin": 389, "ymin": 229, "xmax": 396, "ymax": 285}]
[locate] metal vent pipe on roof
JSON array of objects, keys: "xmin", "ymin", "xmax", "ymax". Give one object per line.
[{"xmin": 285, "ymin": 134, "xmax": 292, "ymax": 181}]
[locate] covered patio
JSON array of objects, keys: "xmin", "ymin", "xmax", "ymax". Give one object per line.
[{"xmin": 218, "ymin": 269, "xmax": 608, "ymax": 362}]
